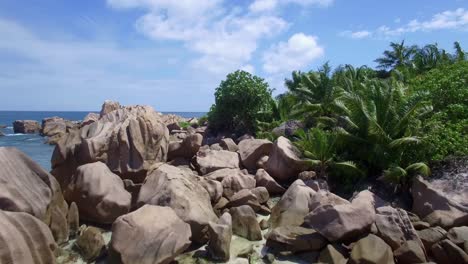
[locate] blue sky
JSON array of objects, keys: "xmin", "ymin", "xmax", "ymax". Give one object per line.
[{"xmin": 0, "ymin": 0, "xmax": 467, "ymax": 111}]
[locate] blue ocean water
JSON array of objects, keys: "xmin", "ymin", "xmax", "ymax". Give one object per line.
[{"xmin": 0, "ymin": 111, "xmax": 206, "ymax": 170}]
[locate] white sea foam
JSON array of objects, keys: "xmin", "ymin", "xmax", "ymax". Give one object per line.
[{"xmin": 6, "ymin": 133, "xmax": 26, "ymax": 136}]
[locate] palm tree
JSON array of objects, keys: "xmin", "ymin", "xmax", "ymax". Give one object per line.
[
  {"xmin": 256, "ymin": 93, "xmax": 296, "ymax": 139},
  {"xmin": 337, "ymin": 76, "xmax": 432, "ymax": 185},
  {"xmin": 454, "ymin": 41, "xmax": 466, "ymax": 62},
  {"xmin": 375, "ymin": 40, "xmax": 417, "ymax": 70},
  {"xmin": 285, "ymin": 63, "xmax": 346, "ymax": 127},
  {"xmin": 295, "ymin": 128, "xmax": 361, "ymax": 180}
]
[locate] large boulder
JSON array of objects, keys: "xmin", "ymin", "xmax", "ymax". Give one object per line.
[
  {"xmin": 374, "ymin": 206, "xmax": 426, "ymax": 263},
  {"xmin": 168, "ymin": 133, "xmax": 203, "ymax": 160},
  {"xmin": 100, "ymin": 100, "xmax": 121, "ymax": 117},
  {"xmin": 266, "ymin": 226, "xmax": 327, "ymax": 253},
  {"xmin": 195, "ymin": 149, "xmax": 240, "ymax": 175},
  {"xmin": 265, "ymin": 136, "xmax": 309, "ymax": 182},
  {"xmin": 219, "ymin": 138, "xmax": 238, "ymax": 152},
  {"xmin": 230, "ymin": 205, "xmax": 262, "ymax": 241},
  {"xmin": 51, "ymin": 104, "xmax": 170, "ymax": 185},
  {"xmin": 412, "ymin": 176, "xmax": 468, "ymax": 228},
  {"xmin": 417, "ymin": 226, "xmax": 447, "ymax": 250},
  {"xmin": 82, "ymin": 112, "xmax": 100, "ymax": 127},
  {"xmin": 304, "ymin": 190, "xmax": 378, "ymax": 242},
  {"xmin": 349, "ymin": 234, "xmax": 395, "ymax": 264},
  {"xmin": 431, "ymin": 239, "xmax": 468, "ymax": 264},
  {"xmin": 205, "ymin": 168, "xmax": 256, "ymax": 198},
  {"xmin": 254, "ymin": 169, "xmax": 286, "ymax": 195},
  {"xmin": 0, "ymin": 147, "xmax": 69, "ymax": 244},
  {"xmin": 137, "ymin": 164, "xmax": 217, "ymax": 243},
  {"xmin": 0, "ymin": 210, "xmax": 58, "ymax": 264},
  {"xmin": 13, "ymin": 120, "xmax": 40, "ymax": 133},
  {"xmin": 41, "ymin": 116, "xmax": 73, "ymax": 144},
  {"xmin": 238, "ymin": 138, "xmax": 273, "ymax": 170},
  {"xmin": 109, "ymin": 205, "xmax": 191, "ymax": 264},
  {"xmin": 65, "ymin": 162, "xmax": 131, "ymax": 224},
  {"xmin": 207, "ymin": 212, "xmax": 232, "ymax": 261},
  {"xmin": 270, "ymin": 179, "xmax": 347, "ymax": 228}
]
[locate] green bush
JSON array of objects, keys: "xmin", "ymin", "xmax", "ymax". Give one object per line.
[
  {"xmin": 208, "ymin": 70, "xmax": 272, "ymax": 135},
  {"xmin": 410, "ymin": 61, "xmax": 468, "ymax": 161}
]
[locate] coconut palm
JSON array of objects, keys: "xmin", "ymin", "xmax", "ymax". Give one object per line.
[{"xmin": 375, "ymin": 40, "xmax": 417, "ymax": 70}]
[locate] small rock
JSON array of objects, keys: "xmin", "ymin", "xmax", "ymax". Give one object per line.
[
  {"xmin": 220, "ymin": 138, "xmax": 239, "ymax": 152},
  {"xmin": 394, "ymin": 240, "xmax": 427, "ymax": 264},
  {"xmin": 238, "ymin": 139, "xmax": 273, "ymax": 170},
  {"xmin": 207, "ymin": 212, "xmax": 232, "ymax": 262},
  {"xmin": 75, "ymin": 227, "xmax": 105, "ymax": 261},
  {"xmin": 349, "ymin": 234, "xmax": 395, "ymax": 264},
  {"xmin": 256, "ymin": 155, "xmax": 269, "ymax": 169},
  {"xmin": 251, "ymin": 187, "xmax": 269, "ymax": 204},
  {"xmin": 318, "ymin": 244, "xmax": 348, "ymax": 264},
  {"xmin": 230, "ymin": 205, "xmax": 262, "ymax": 241},
  {"xmin": 259, "ymin": 219, "xmax": 270, "ymax": 230},
  {"xmin": 298, "ymin": 171, "xmax": 316, "ymax": 181},
  {"xmin": 254, "ymin": 169, "xmax": 285, "ymax": 195},
  {"xmin": 417, "ymin": 226, "xmax": 447, "ymax": 250},
  {"xmin": 266, "ymin": 226, "xmax": 327, "ymax": 253},
  {"xmin": 67, "ymin": 202, "xmax": 79, "ymax": 237}
]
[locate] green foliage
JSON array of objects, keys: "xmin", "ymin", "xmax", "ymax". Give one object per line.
[
  {"xmin": 409, "ymin": 61, "xmax": 468, "ymax": 160},
  {"xmin": 197, "ymin": 115, "xmax": 208, "ymax": 127},
  {"xmin": 208, "ymin": 70, "xmax": 272, "ymax": 135},
  {"xmin": 178, "ymin": 121, "xmax": 190, "ymax": 129},
  {"xmin": 295, "ymin": 128, "xmax": 362, "ymax": 180}
]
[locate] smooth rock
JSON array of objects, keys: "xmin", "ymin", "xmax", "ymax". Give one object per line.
[
  {"xmin": 238, "ymin": 139, "xmax": 273, "ymax": 170},
  {"xmin": 394, "ymin": 240, "xmax": 427, "ymax": 264},
  {"xmin": 318, "ymin": 244, "xmax": 348, "ymax": 264},
  {"xmin": 66, "ymin": 162, "xmax": 131, "ymax": 224},
  {"xmin": 448, "ymin": 226, "xmax": 468, "ymax": 246},
  {"xmin": 349, "ymin": 234, "xmax": 395, "ymax": 264},
  {"xmin": 52, "ymin": 104, "xmax": 169, "ymax": 185},
  {"xmin": 219, "ymin": 138, "xmax": 238, "ymax": 152},
  {"xmin": 110, "ymin": 205, "xmax": 191, "ymax": 264},
  {"xmin": 168, "ymin": 133, "xmax": 203, "ymax": 160},
  {"xmin": 254, "ymin": 169, "xmax": 286, "ymax": 195},
  {"xmin": 304, "ymin": 190, "xmax": 378, "ymax": 242},
  {"xmin": 206, "ymin": 168, "xmax": 256, "ymax": 198},
  {"xmin": 195, "ymin": 149, "xmax": 240, "ymax": 175},
  {"xmin": 196, "ymin": 176, "xmax": 223, "ymax": 203},
  {"xmin": 412, "ymin": 176, "xmax": 468, "ymax": 228},
  {"xmin": 265, "ymin": 136, "xmax": 309, "ymax": 182},
  {"xmin": 266, "ymin": 226, "xmax": 327, "ymax": 253},
  {"xmin": 207, "ymin": 212, "xmax": 232, "ymax": 262},
  {"xmin": 13, "ymin": 120, "xmax": 40, "ymax": 133},
  {"xmin": 230, "ymin": 205, "xmax": 262, "ymax": 241},
  {"xmin": 82, "ymin": 112, "xmax": 99, "ymax": 127},
  {"xmin": 251, "ymin": 187, "xmax": 269, "ymax": 204},
  {"xmin": 67, "ymin": 202, "xmax": 79, "ymax": 237},
  {"xmin": 0, "ymin": 147, "xmax": 69, "ymax": 244},
  {"xmin": 256, "ymin": 155, "xmax": 269, "ymax": 169},
  {"xmin": 417, "ymin": 226, "xmax": 447, "ymax": 250},
  {"xmin": 0, "ymin": 210, "xmax": 58, "ymax": 264},
  {"xmin": 137, "ymin": 164, "xmax": 217, "ymax": 243},
  {"xmin": 431, "ymin": 239, "xmax": 468, "ymax": 264}
]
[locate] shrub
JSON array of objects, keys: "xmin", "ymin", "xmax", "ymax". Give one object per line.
[{"xmin": 208, "ymin": 70, "xmax": 272, "ymax": 135}]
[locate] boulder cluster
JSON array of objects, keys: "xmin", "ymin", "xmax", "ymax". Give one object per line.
[{"xmin": 1, "ymin": 101, "xmax": 467, "ymax": 264}]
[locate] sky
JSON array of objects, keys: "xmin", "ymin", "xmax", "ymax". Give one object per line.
[{"xmin": 0, "ymin": 0, "xmax": 467, "ymax": 111}]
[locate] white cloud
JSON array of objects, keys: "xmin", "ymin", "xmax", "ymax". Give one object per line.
[
  {"xmin": 108, "ymin": 0, "xmax": 293, "ymax": 75},
  {"xmin": 342, "ymin": 8, "xmax": 468, "ymax": 39},
  {"xmin": 262, "ymin": 33, "xmax": 324, "ymax": 74},
  {"xmin": 339, "ymin": 30, "xmax": 372, "ymax": 39},
  {"xmin": 249, "ymin": 0, "xmax": 334, "ymax": 13}
]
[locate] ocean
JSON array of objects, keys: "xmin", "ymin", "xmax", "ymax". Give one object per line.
[{"xmin": 0, "ymin": 111, "xmax": 206, "ymax": 170}]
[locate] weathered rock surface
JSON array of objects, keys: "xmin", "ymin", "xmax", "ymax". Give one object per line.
[
  {"xmin": 219, "ymin": 138, "xmax": 238, "ymax": 152},
  {"xmin": 206, "ymin": 168, "xmax": 256, "ymax": 198},
  {"xmin": 230, "ymin": 205, "xmax": 262, "ymax": 241},
  {"xmin": 254, "ymin": 169, "xmax": 286, "ymax": 195},
  {"xmin": 82, "ymin": 112, "xmax": 100, "ymax": 127},
  {"xmin": 431, "ymin": 239, "xmax": 468, "ymax": 264},
  {"xmin": 0, "ymin": 210, "xmax": 58, "ymax": 264},
  {"xmin": 100, "ymin": 100, "xmax": 120, "ymax": 117},
  {"xmin": 412, "ymin": 176, "xmax": 468, "ymax": 228},
  {"xmin": 417, "ymin": 226, "xmax": 447, "ymax": 250},
  {"xmin": 265, "ymin": 136, "xmax": 309, "ymax": 182},
  {"xmin": 272, "ymin": 120, "xmax": 304, "ymax": 137},
  {"xmin": 207, "ymin": 212, "xmax": 232, "ymax": 261},
  {"xmin": 41, "ymin": 116, "xmax": 76, "ymax": 144},
  {"xmin": 13, "ymin": 120, "xmax": 40, "ymax": 133},
  {"xmin": 51, "ymin": 104, "xmax": 169, "ymax": 185},
  {"xmin": 304, "ymin": 190, "xmax": 378, "ymax": 242},
  {"xmin": 195, "ymin": 149, "xmax": 240, "ymax": 175},
  {"xmin": 75, "ymin": 226, "xmax": 105, "ymax": 261},
  {"xmin": 238, "ymin": 139, "xmax": 273, "ymax": 170},
  {"xmin": 168, "ymin": 133, "xmax": 203, "ymax": 160},
  {"xmin": 65, "ymin": 162, "xmax": 131, "ymax": 224},
  {"xmin": 374, "ymin": 206, "xmax": 426, "ymax": 263},
  {"xmin": 448, "ymin": 226, "xmax": 468, "ymax": 246},
  {"xmin": 318, "ymin": 244, "xmax": 348, "ymax": 264},
  {"xmin": 110, "ymin": 205, "xmax": 191, "ymax": 264},
  {"xmin": 270, "ymin": 179, "xmax": 348, "ymax": 228},
  {"xmin": 67, "ymin": 202, "xmax": 79, "ymax": 237},
  {"xmin": 195, "ymin": 176, "xmax": 223, "ymax": 203},
  {"xmin": 349, "ymin": 234, "xmax": 395, "ymax": 264},
  {"xmin": 266, "ymin": 226, "xmax": 327, "ymax": 253},
  {"xmin": 137, "ymin": 164, "xmax": 217, "ymax": 243},
  {"xmin": 251, "ymin": 186, "xmax": 269, "ymax": 204},
  {"xmin": 225, "ymin": 189, "xmax": 263, "ymax": 213},
  {"xmin": 0, "ymin": 147, "xmax": 69, "ymax": 243}
]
